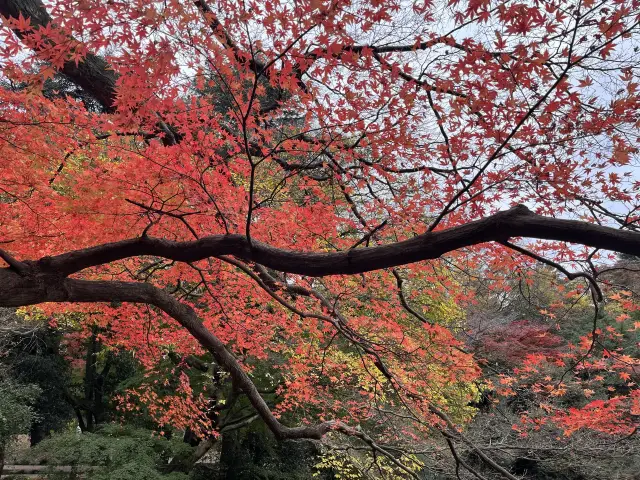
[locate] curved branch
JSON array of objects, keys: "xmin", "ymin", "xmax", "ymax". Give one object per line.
[
  {"xmin": 501, "ymin": 240, "xmax": 604, "ymax": 301},
  {"xmin": 392, "ymin": 269, "xmax": 432, "ymax": 325},
  {"xmin": 60, "ymin": 278, "xmax": 337, "ymax": 440},
  {"xmin": 0, "ymin": 248, "xmax": 29, "ymax": 275},
  {"xmin": 32, "ymin": 205, "xmax": 640, "ymax": 278}
]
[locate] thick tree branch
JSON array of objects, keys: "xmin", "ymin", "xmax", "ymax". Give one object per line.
[
  {"xmin": 0, "ymin": 0, "xmax": 118, "ymax": 111},
  {"xmin": 18, "ymin": 205, "xmax": 640, "ymax": 281},
  {"xmin": 1, "ymin": 0, "xmax": 180, "ymax": 145},
  {"xmin": 0, "ymin": 248, "xmax": 29, "ymax": 275}
]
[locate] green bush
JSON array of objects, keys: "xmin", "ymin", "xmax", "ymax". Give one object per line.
[{"xmin": 21, "ymin": 424, "xmax": 193, "ymax": 479}]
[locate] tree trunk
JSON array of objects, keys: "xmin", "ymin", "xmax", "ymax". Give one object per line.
[
  {"xmin": 83, "ymin": 329, "xmax": 97, "ymax": 431},
  {"xmin": 93, "ymin": 352, "xmax": 112, "ymax": 425},
  {"xmin": 0, "ymin": 444, "xmax": 5, "ymax": 479},
  {"xmin": 30, "ymin": 422, "xmax": 45, "ymax": 446}
]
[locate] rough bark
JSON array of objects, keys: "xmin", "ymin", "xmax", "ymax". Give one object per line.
[{"xmin": 2, "ymin": 205, "xmax": 636, "ymax": 288}]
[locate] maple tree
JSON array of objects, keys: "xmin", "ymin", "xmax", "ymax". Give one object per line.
[{"xmin": 0, "ymin": 0, "xmax": 639, "ymax": 477}]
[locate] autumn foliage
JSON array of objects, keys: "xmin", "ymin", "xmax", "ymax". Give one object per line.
[{"xmin": 0, "ymin": 0, "xmax": 639, "ymax": 477}]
